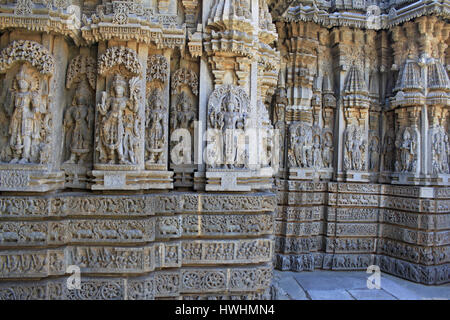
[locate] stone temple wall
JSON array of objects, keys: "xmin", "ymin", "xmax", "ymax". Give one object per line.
[
  {"xmin": 0, "ymin": 0, "xmax": 448, "ymax": 300},
  {"xmin": 0, "ymin": 192, "xmax": 276, "ymax": 299},
  {"xmin": 275, "ymin": 182, "xmax": 450, "ymax": 284},
  {"xmin": 270, "ymin": 2, "xmax": 450, "ymax": 285}
]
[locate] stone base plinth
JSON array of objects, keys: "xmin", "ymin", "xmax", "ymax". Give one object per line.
[
  {"xmin": 274, "ymin": 180, "xmax": 450, "ymax": 285},
  {"xmin": 62, "ymin": 163, "xmax": 91, "ymax": 189},
  {"xmin": 289, "ymin": 168, "xmax": 333, "ymax": 181},
  {"xmin": 0, "ymin": 192, "xmax": 276, "ymax": 299},
  {"xmin": 91, "ymin": 170, "xmax": 173, "ymax": 190},
  {"xmin": 0, "ymin": 165, "xmax": 64, "ymax": 192},
  {"xmin": 206, "ymin": 168, "xmax": 273, "ymax": 191},
  {"xmin": 171, "ymin": 165, "xmax": 196, "ymax": 188}
]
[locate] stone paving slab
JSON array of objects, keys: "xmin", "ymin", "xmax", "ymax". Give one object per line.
[
  {"xmin": 347, "ymin": 289, "xmax": 397, "ymax": 300},
  {"xmin": 275, "ymin": 270, "xmax": 450, "ymax": 300},
  {"xmin": 278, "ymin": 275, "xmax": 309, "ymax": 300},
  {"xmin": 308, "ymin": 289, "xmax": 355, "ymax": 300},
  {"xmin": 292, "ymin": 271, "xmax": 369, "ymax": 291}
]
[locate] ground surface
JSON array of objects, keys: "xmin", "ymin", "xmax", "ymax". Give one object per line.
[{"xmin": 274, "ymin": 270, "xmax": 450, "ymax": 300}]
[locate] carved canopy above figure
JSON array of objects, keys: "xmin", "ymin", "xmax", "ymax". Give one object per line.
[{"xmin": 0, "ymin": 40, "xmax": 55, "ymax": 76}]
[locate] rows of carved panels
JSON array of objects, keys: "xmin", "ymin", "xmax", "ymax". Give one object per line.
[
  {"xmin": 0, "ymin": 265, "xmax": 273, "ymax": 300},
  {"xmin": 0, "ymin": 193, "xmax": 276, "ymax": 218},
  {"xmin": 0, "ymin": 215, "xmax": 273, "ymax": 247},
  {"xmin": 0, "ymin": 239, "xmax": 273, "ymax": 278},
  {"xmin": 274, "ymin": 181, "xmax": 450, "ymax": 284},
  {"xmin": 0, "ymin": 192, "xmax": 275, "ymax": 299}
]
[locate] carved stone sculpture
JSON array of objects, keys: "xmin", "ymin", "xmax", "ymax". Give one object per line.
[
  {"xmin": 64, "ymin": 80, "xmax": 93, "ymax": 164},
  {"xmin": 145, "ymin": 88, "xmax": 165, "ymax": 165},
  {"xmin": 344, "ymin": 124, "xmax": 366, "ymax": 171},
  {"xmin": 208, "ymin": 85, "xmax": 248, "ymax": 169},
  {"xmin": 97, "ymin": 74, "xmax": 140, "ymax": 165},
  {"xmin": 368, "ymin": 136, "xmax": 380, "ymax": 172},
  {"xmin": 395, "ymin": 127, "xmax": 418, "ymax": 173}
]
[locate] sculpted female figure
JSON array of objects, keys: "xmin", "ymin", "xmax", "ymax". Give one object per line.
[
  {"xmin": 146, "ymin": 88, "xmax": 165, "ymax": 164},
  {"xmin": 8, "ymin": 64, "xmax": 42, "ymax": 164},
  {"xmin": 221, "ymin": 92, "xmax": 242, "ymax": 168}
]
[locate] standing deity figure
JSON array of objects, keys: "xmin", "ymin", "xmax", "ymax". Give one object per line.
[
  {"xmin": 222, "ymin": 92, "xmax": 244, "ymax": 168},
  {"xmin": 396, "ymin": 127, "xmax": 417, "ymax": 172},
  {"xmin": 344, "ymin": 125, "xmax": 354, "ymax": 170},
  {"xmin": 98, "ymin": 74, "xmax": 139, "ymax": 164},
  {"xmin": 344, "ymin": 124, "xmax": 366, "ymax": 171},
  {"xmin": 351, "ymin": 127, "xmax": 365, "ymax": 170},
  {"xmin": 322, "ymin": 132, "xmax": 333, "ymax": 168},
  {"xmin": 8, "ymin": 64, "xmax": 43, "ymax": 164},
  {"xmin": 170, "ymin": 92, "xmax": 195, "ymax": 164},
  {"xmin": 64, "ymin": 81, "xmax": 93, "ymax": 164},
  {"xmin": 209, "ymin": 92, "xmax": 245, "ymax": 168},
  {"xmin": 172, "ymin": 92, "xmax": 195, "ymax": 131},
  {"xmin": 312, "ymin": 135, "xmax": 322, "ymax": 168},
  {"xmin": 303, "ymin": 125, "xmax": 313, "ymax": 167},
  {"xmin": 431, "ymin": 128, "xmax": 450, "ymax": 174},
  {"xmin": 369, "ymin": 137, "xmax": 380, "ymax": 171},
  {"xmin": 382, "ymin": 133, "xmax": 395, "ymax": 171},
  {"xmin": 146, "ymin": 88, "xmax": 165, "ymax": 164},
  {"xmin": 293, "ymin": 124, "xmax": 313, "ymax": 168},
  {"xmin": 273, "ymin": 89, "xmax": 287, "ymax": 167},
  {"xmin": 287, "ymin": 128, "xmax": 297, "ymax": 167}
]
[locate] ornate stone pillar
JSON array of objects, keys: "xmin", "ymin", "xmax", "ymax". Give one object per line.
[{"xmin": 202, "ymin": 0, "xmax": 279, "ymax": 191}]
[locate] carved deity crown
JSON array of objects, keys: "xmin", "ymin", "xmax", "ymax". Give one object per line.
[
  {"xmin": 15, "ymin": 64, "xmax": 30, "ymax": 82},
  {"xmin": 221, "ymin": 91, "xmax": 239, "ymax": 111},
  {"xmin": 111, "ymin": 74, "xmax": 127, "ymax": 89}
]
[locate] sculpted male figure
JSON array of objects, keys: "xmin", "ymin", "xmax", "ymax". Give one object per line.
[{"xmin": 98, "ymin": 74, "xmax": 137, "ymax": 164}]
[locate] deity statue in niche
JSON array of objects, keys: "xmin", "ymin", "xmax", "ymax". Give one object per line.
[
  {"xmin": 171, "ymin": 92, "xmax": 195, "ymax": 164},
  {"xmin": 395, "ymin": 127, "xmax": 418, "ymax": 172},
  {"xmin": 431, "ymin": 128, "xmax": 450, "ymax": 174},
  {"xmin": 221, "ymin": 92, "xmax": 244, "ymax": 168},
  {"xmin": 98, "ymin": 74, "xmax": 140, "ymax": 165},
  {"xmin": 207, "ymin": 85, "xmax": 248, "ymax": 169},
  {"xmin": 7, "ymin": 64, "xmax": 44, "ymax": 164},
  {"xmin": 273, "ymin": 88, "xmax": 287, "ymax": 167},
  {"xmin": 311, "ymin": 134, "xmax": 322, "ymax": 168},
  {"xmin": 64, "ymin": 80, "xmax": 93, "ymax": 164},
  {"xmin": 145, "ymin": 87, "xmax": 165, "ymax": 165},
  {"xmin": 322, "ymin": 131, "xmax": 333, "ymax": 168},
  {"xmin": 344, "ymin": 124, "xmax": 366, "ymax": 171},
  {"xmin": 172, "ymin": 92, "xmax": 195, "ymax": 131},
  {"xmin": 291, "ymin": 123, "xmax": 313, "ymax": 168},
  {"xmin": 209, "ymin": 92, "xmax": 245, "ymax": 168},
  {"xmin": 382, "ymin": 131, "xmax": 395, "ymax": 171},
  {"xmin": 369, "ymin": 136, "xmax": 380, "ymax": 171}
]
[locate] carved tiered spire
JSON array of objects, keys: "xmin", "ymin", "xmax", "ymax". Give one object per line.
[
  {"xmin": 428, "ymin": 59, "xmax": 450, "ymax": 91},
  {"xmin": 344, "ymin": 64, "xmax": 368, "ymax": 95},
  {"xmin": 207, "ymin": 0, "xmax": 253, "ymax": 33},
  {"xmin": 395, "ymin": 55, "xmax": 423, "ymax": 92}
]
